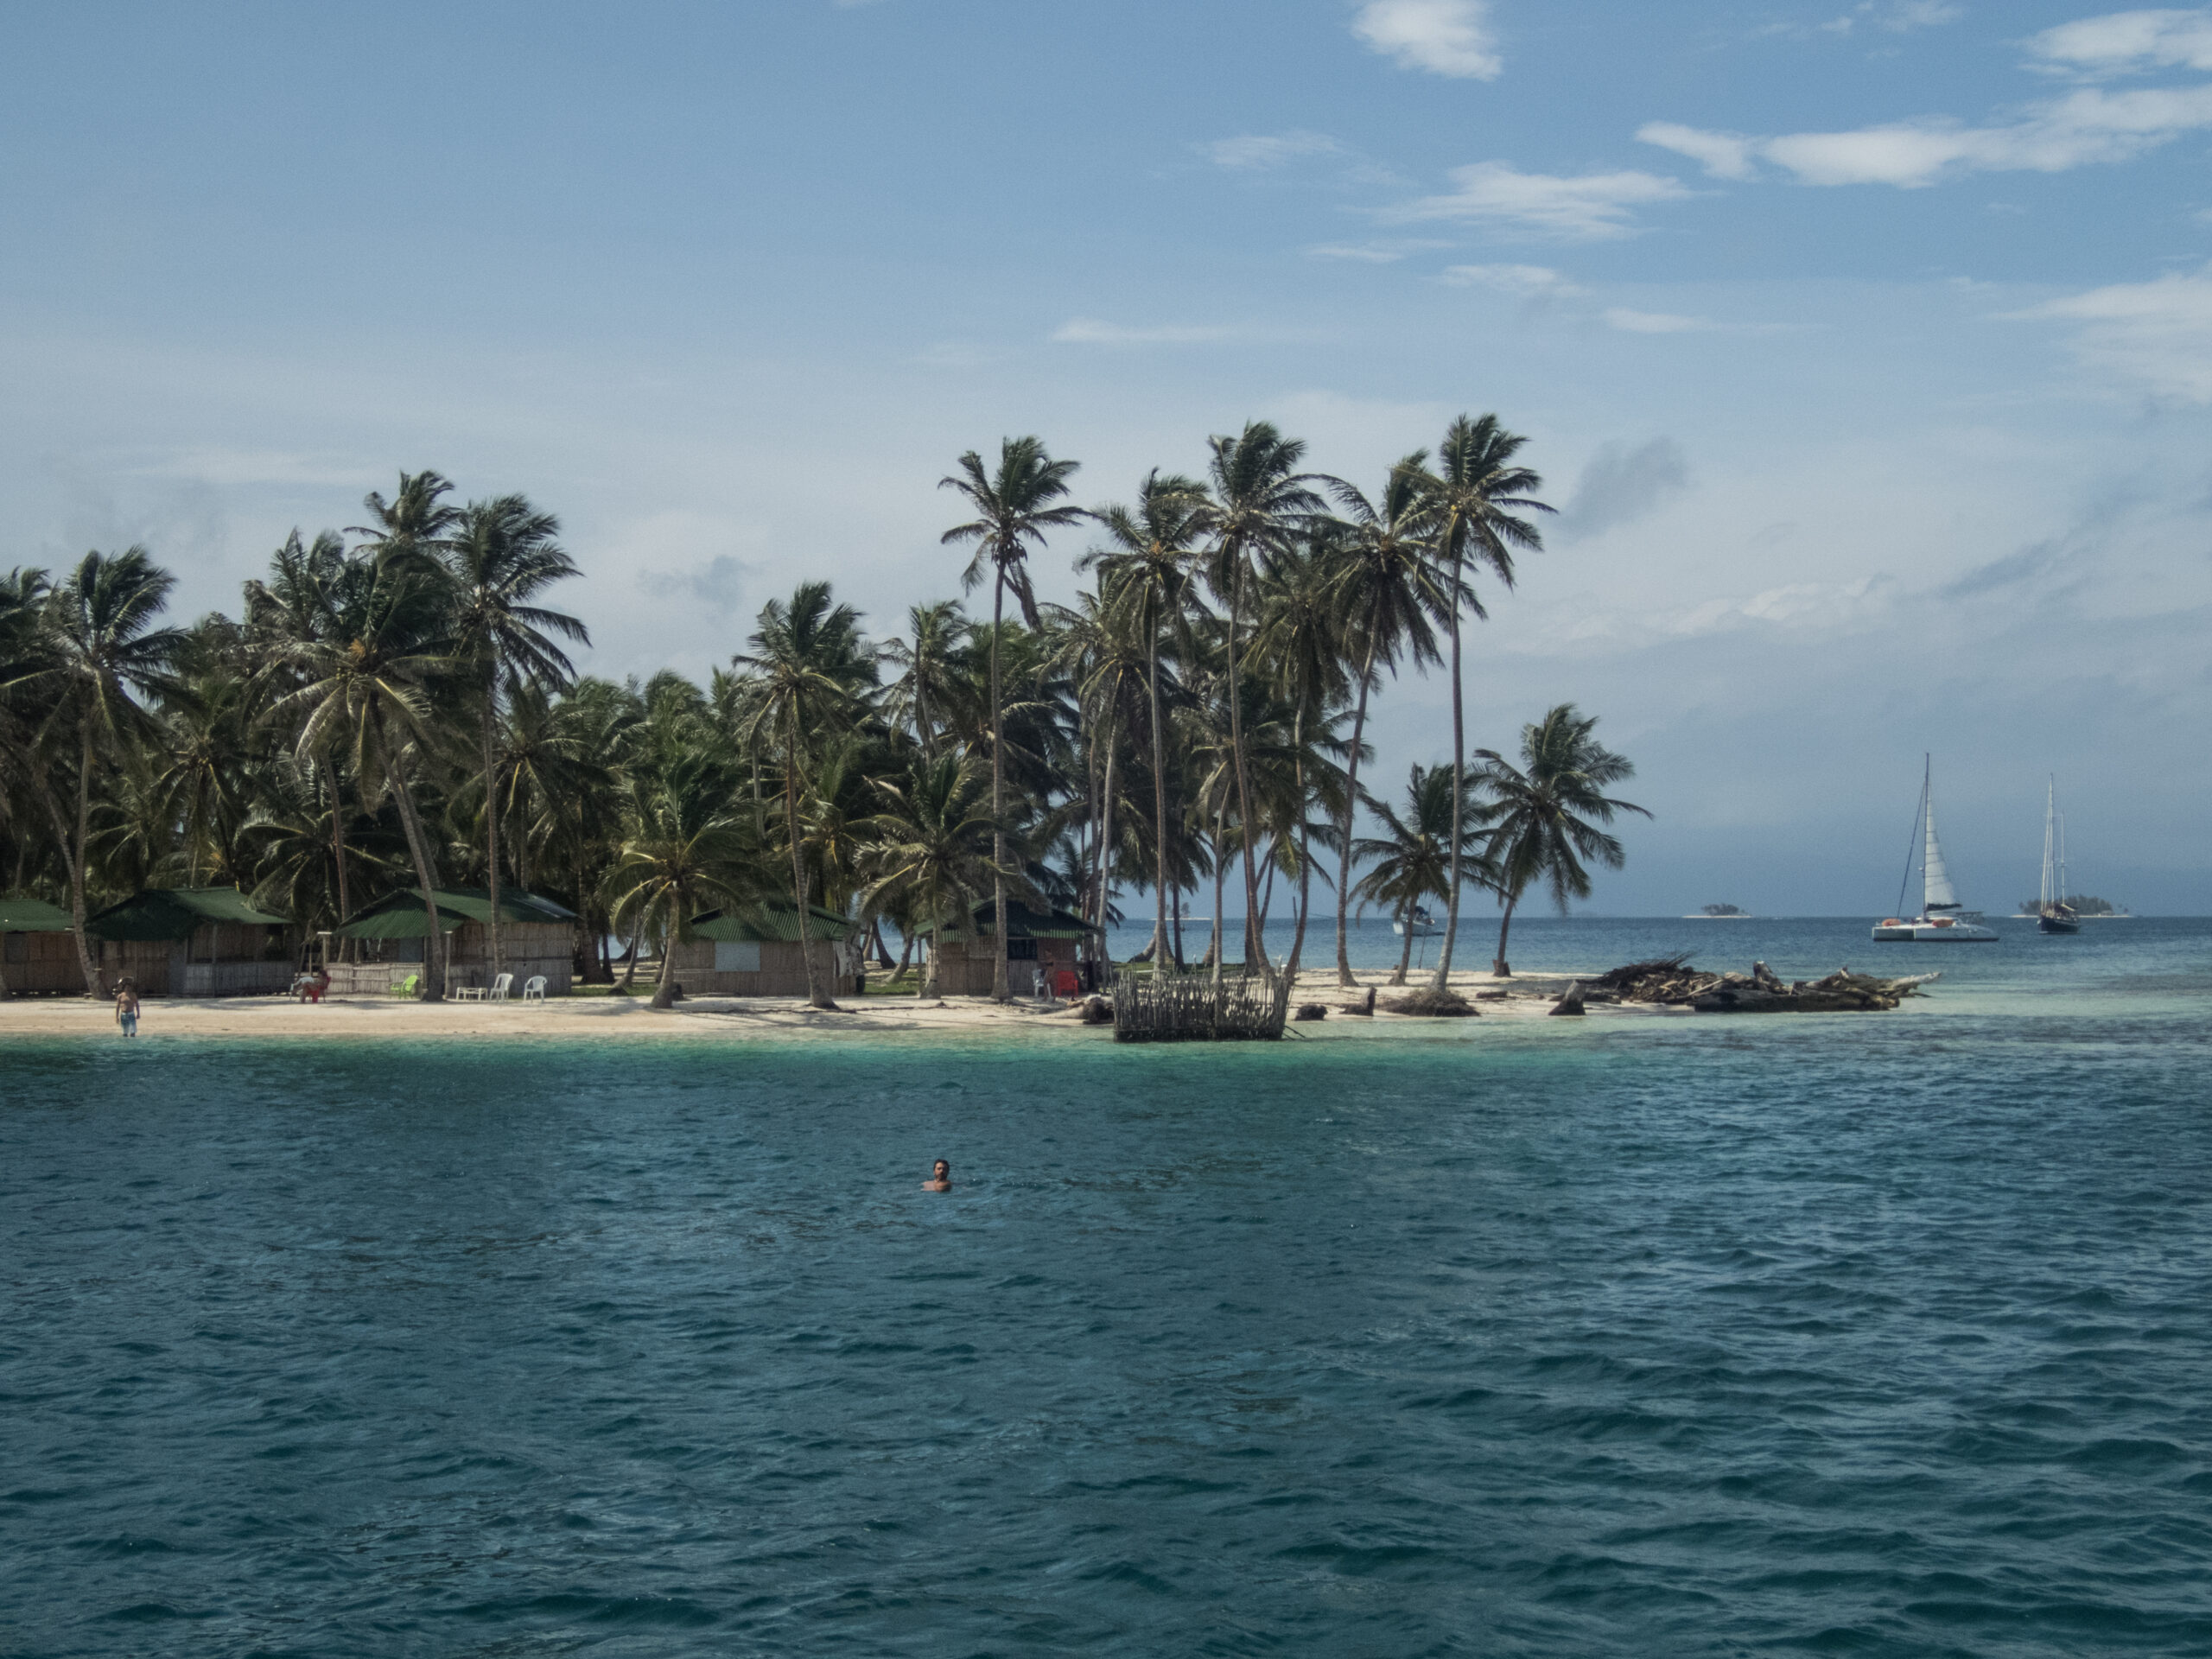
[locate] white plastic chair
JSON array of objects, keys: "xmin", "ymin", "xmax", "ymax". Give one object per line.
[
  {"xmin": 485, "ymin": 973, "xmax": 514, "ymax": 1002},
  {"xmin": 520, "ymin": 975, "xmax": 547, "ymax": 1003}
]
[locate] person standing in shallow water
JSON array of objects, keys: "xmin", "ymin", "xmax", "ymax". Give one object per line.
[
  {"xmin": 922, "ymin": 1160, "xmax": 952, "ymax": 1192},
  {"xmin": 114, "ymin": 981, "xmax": 140, "ymax": 1039}
]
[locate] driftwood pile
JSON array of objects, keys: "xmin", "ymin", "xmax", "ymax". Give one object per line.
[{"xmin": 1592, "ymin": 955, "xmax": 1936, "ymax": 1014}]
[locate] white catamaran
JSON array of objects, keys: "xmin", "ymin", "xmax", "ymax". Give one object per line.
[{"xmin": 1873, "ymin": 758, "xmax": 1999, "ymax": 942}]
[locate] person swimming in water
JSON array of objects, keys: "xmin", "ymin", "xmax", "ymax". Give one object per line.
[{"xmin": 921, "ymin": 1160, "xmax": 951, "ymax": 1192}]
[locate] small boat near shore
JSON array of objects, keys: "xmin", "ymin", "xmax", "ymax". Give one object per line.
[
  {"xmin": 1684, "ymin": 903, "xmax": 1753, "ymax": 919},
  {"xmin": 1394, "ymin": 904, "xmax": 1441, "ymax": 938},
  {"xmin": 1874, "ymin": 757, "xmax": 1999, "ymax": 943}
]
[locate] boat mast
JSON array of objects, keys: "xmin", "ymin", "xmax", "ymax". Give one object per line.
[
  {"xmin": 1894, "ymin": 755, "xmax": 1929, "ymax": 918},
  {"xmin": 2041, "ymin": 776, "xmax": 2057, "ymax": 915}
]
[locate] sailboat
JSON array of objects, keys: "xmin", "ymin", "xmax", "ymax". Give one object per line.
[
  {"xmin": 1394, "ymin": 903, "xmax": 1441, "ymax": 938},
  {"xmin": 2037, "ymin": 777, "xmax": 2081, "ymax": 935},
  {"xmin": 1872, "ymin": 758, "xmax": 1999, "ymax": 942}
]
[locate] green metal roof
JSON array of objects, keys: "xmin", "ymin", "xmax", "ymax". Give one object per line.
[
  {"xmin": 0, "ymin": 895, "xmax": 73, "ymax": 932},
  {"xmin": 690, "ymin": 899, "xmax": 853, "ymax": 944},
  {"xmin": 924, "ymin": 899, "xmax": 1097, "ymax": 941},
  {"xmin": 334, "ymin": 887, "xmax": 577, "ymax": 940},
  {"xmin": 86, "ymin": 887, "xmax": 289, "ymax": 942}
]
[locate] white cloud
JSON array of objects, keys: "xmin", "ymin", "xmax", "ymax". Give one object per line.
[
  {"xmin": 1306, "ymin": 238, "xmax": 1452, "ymax": 262},
  {"xmin": 1440, "ymin": 263, "xmax": 1586, "ymax": 296},
  {"xmin": 2020, "ymin": 263, "xmax": 2212, "ymax": 400},
  {"xmin": 1351, "ymin": 0, "xmax": 1503, "ymax": 79},
  {"xmin": 1822, "ymin": 0, "xmax": 1963, "ymax": 34},
  {"xmin": 1604, "ymin": 308, "xmax": 1717, "ymax": 334},
  {"xmin": 2031, "ymin": 8, "xmax": 2212, "ymax": 74},
  {"xmin": 1637, "ymin": 122, "xmax": 1758, "ymax": 181},
  {"xmin": 1204, "ymin": 130, "xmax": 1344, "ymax": 169},
  {"xmin": 1389, "ymin": 161, "xmax": 1690, "ymax": 238},
  {"xmin": 1641, "ymin": 83, "xmax": 2212, "ymax": 187},
  {"xmin": 1050, "ymin": 318, "xmax": 1233, "ymax": 346}
]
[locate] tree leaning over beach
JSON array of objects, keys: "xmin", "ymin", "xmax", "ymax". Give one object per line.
[
  {"xmin": 445, "ymin": 494, "xmax": 588, "ymax": 981},
  {"xmin": 1323, "ymin": 455, "xmax": 1445, "ymax": 988},
  {"xmin": 1082, "ymin": 470, "xmax": 1208, "ymax": 976},
  {"xmin": 1192, "ymin": 422, "xmax": 1326, "ymax": 985},
  {"xmin": 736, "ymin": 582, "xmax": 876, "ymax": 1010},
  {"xmin": 29, "ymin": 549, "xmax": 190, "ymax": 995},
  {"xmin": 1474, "ymin": 704, "xmax": 1649, "ymax": 976},
  {"xmin": 1414, "ymin": 416, "xmax": 1553, "ymax": 993},
  {"xmin": 940, "ymin": 437, "xmax": 1085, "ymax": 1002}
]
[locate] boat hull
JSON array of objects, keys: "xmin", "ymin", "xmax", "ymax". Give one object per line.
[
  {"xmin": 2037, "ymin": 916, "xmax": 2081, "ymax": 935},
  {"xmin": 1872, "ymin": 918, "xmax": 1999, "ymax": 942}
]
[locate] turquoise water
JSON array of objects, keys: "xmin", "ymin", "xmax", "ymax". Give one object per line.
[{"xmin": 4, "ymin": 919, "xmax": 2210, "ymax": 1656}]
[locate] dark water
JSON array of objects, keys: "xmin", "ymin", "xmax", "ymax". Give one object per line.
[{"xmin": 5, "ymin": 921, "xmax": 2212, "ymax": 1656}]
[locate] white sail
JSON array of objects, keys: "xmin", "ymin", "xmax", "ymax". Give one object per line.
[
  {"xmin": 1923, "ymin": 783, "xmax": 1961, "ymax": 913},
  {"xmin": 2041, "ymin": 778, "xmax": 2059, "ymax": 912}
]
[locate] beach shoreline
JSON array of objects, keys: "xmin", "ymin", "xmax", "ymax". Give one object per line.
[{"xmin": 0, "ymin": 967, "xmax": 1660, "ymax": 1040}]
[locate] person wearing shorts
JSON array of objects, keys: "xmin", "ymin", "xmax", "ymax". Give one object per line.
[{"xmin": 114, "ymin": 982, "xmax": 140, "ymax": 1038}]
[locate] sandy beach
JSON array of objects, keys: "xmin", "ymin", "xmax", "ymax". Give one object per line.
[{"xmin": 0, "ymin": 967, "xmax": 1635, "ymax": 1041}]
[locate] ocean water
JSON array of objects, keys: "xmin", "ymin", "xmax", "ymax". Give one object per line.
[{"xmin": 3, "ymin": 919, "xmax": 2210, "ymax": 1656}]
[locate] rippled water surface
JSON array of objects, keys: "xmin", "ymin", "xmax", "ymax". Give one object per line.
[{"xmin": 5, "ymin": 919, "xmax": 2211, "ymax": 1656}]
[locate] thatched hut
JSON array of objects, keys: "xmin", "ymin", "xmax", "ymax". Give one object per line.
[
  {"xmin": 669, "ymin": 899, "xmax": 863, "ymax": 998},
  {"xmin": 1, "ymin": 895, "xmax": 81, "ymax": 995},
  {"xmin": 84, "ymin": 887, "xmax": 295, "ymax": 996},
  {"xmin": 925, "ymin": 900, "xmax": 1100, "ymax": 998},
  {"xmin": 327, "ymin": 887, "xmax": 578, "ymax": 996}
]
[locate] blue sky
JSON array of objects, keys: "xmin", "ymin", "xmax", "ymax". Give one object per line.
[{"xmin": 5, "ymin": 1, "xmax": 2210, "ymax": 912}]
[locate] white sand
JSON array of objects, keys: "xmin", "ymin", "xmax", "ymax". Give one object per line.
[{"xmin": 0, "ymin": 967, "xmax": 1650, "ymax": 1042}]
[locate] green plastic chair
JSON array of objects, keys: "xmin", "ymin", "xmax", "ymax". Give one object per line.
[{"xmin": 390, "ymin": 973, "xmax": 422, "ymax": 998}]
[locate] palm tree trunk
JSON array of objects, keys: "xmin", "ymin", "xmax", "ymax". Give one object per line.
[
  {"xmin": 1391, "ymin": 902, "xmax": 1417, "ymax": 985},
  {"xmin": 482, "ymin": 688, "xmax": 503, "ymax": 982},
  {"xmin": 1287, "ymin": 798, "xmax": 1314, "ymax": 986},
  {"xmin": 1432, "ymin": 563, "xmax": 1466, "ymax": 992},
  {"xmin": 1171, "ymin": 883, "xmax": 1185, "ymax": 969},
  {"xmin": 1147, "ymin": 639, "xmax": 1171, "ymax": 973},
  {"xmin": 787, "ymin": 713, "xmax": 831, "ymax": 1009},
  {"xmin": 652, "ymin": 893, "xmax": 683, "ymax": 1009},
  {"xmin": 329, "ymin": 766, "xmax": 352, "ymax": 938},
  {"xmin": 988, "ymin": 570, "xmax": 1009, "ymax": 1003},
  {"xmin": 1335, "ymin": 643, "xmax": 1376, "ymax": 988},
  {"xmin": 69, "ymin": 721, "xmax": 102, "ymax": 996},
  {"xmin": 892, "ymin": 928, "xmax": 916, "ymax": 995},
  {"xmin": 1095, "ymin": 733, "xmax": 1117, "ymax": 957},
  {"xmin": 1225, "ymin": 556, "xmax": 1268, "ymax": 981},
  {"xmin": 378, "ymin": 738, "xmax": 447, "ymax": 1001},
  {"xmin": 1209, "ymin": 801, "xmax": 1228, "ymax": 988},
  {"xmin": 1494, "ymin": 891, "xmax": 1519, "ymax": 976}
]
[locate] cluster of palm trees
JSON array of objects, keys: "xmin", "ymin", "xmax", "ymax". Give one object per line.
[{"xmin": 1, "ymin": 415, "xmax": 1648, "ymax": 1006}]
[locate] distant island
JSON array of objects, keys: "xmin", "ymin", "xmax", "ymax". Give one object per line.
[{"xmin": 1687, "ymin": 903, "xmax": 1752, "ymax": 918}]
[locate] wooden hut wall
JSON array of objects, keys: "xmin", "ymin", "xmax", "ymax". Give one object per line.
[
  {"xmin": 668, "ymin": 938, "xmax": 858, "ymax": 998},
  {"xmin": 2, "ymin": 929, "xmax": 84, "ymax": 994},
  {"xmin": 931, "ymin": 935, "xmax": 1082, "ymax": 997},
  {"xmin": 444, "ymin": 920, "xmax": 576, "ymax": 995},
  {"xmin": 96, "ymin": 924, "xmax": 295, "ymax": 996}
]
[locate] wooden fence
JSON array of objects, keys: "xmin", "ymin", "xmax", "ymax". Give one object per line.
[{"xmin": 1110, "ymin": 969, "xmax": 1291, "ymax": 1043}]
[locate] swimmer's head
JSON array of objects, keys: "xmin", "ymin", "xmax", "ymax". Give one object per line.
[{"xmin": 932, "ymin": 1160, "xmax": 950, "ymax": 1179}]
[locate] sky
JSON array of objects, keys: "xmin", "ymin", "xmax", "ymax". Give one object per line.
[{"xmin": 3, "ymin": 0, "xmax": 2209, "ymax": 914}]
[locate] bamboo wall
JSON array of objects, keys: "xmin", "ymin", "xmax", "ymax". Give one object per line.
[
  {"xmin": 1110, "ymin": 971, "xmax": 1289, "ymax": 1042},
  {"xmin": 667, "ymin": 938, "xmax": 861, "ymax": 999},
  {"xmin": 2, "ymin": 931, "xmax": 83, "ymax": 995}
]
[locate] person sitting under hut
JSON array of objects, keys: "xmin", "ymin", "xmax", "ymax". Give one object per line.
[{"xmin": 922, "ymin": 1160, "xmax": 952, "ymax": 1192}]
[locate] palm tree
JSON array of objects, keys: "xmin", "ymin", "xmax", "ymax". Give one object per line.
[
  {"xmin": 1081, "ymin": 469, "xmax": 1208, "ymax": 972},
  {"xmin": 1192, "ymin": 422, "xmax": 1325, "ymax": 981},
  {"xmin": 1351, "ymin": 765, "xmax": 1493, "ymax": 986},
  {"xmin": 37, "ymin": 549, "xmax": 190, "ymax": 994},
  {"xmin": 857, "ymin": 753, "xmax": 996, "ymax": 997},
  {"xmin": 735, "ymin": 582, "xmax": 874, "ymax": 1010},
  {"xmin": 1325, "ymin": 455, "xmax": 1445, "ymax": 987},
  {"xmin": 607, "ymin": 749, "xmax": 753, "ymax": 1009},
  {"xmin": 267, "ymin": 535, "xmax": 456, "ymax": 997},
  {"xmin": 1249, "ymin": 540, "xmax": 1353, "ymax": 982},
  {"xmin": 1473, "ymin": 704, "xmax": 1649, "ymax": 975},
  {"xmin": 881, "ymin": 601, "xmax": 970, "ymax": 758},
  {"xmin": 1415, "ymin": 416, "xmax": 1552, "ymax": 991},
  {"xmin": 446, "ymin": 493, "xmax": 588, "ymax": 976},
  {"xmin": 939, "ymin": 436, "xmax": 1084, "ymax": 1001}
]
